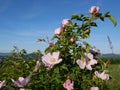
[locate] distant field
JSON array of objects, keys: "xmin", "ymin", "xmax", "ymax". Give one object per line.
[{"xmin": 107, "ymin": 64, "xmax": 120, "ymax": 90}]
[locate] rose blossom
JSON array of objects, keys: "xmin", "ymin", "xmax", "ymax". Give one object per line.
[
  {"xmin": 63, "ymin": 79, "xmax": 74, "ymax": 90},
  {"xmin": 76, "ymin": 53, "xmax": 97, "ymax": 70},
  {"xmin": 89, "ymin": 6, "xmax": 100, "ymax": 14},
  {"xmin": 42, "ymin": 52, "xmax": 62, "ymax": 70},
  {"xmin": 90, "ymin": 86, "xmax": 99, "ymax": 90},
  {"xmin": 11, "ymin": 76, "xmax": 30, "ymax": 87},
  {"xmin": 62, "ymin": 19, "xmax": 71, "ymax": 28},
  {"xmin": 54, "ymin": 27, "xmax": 64, "ymax": 35},
  {"xmin": 95, "ymin": 71, "xmax": 109, "ymax": 80},
  {"xmin": 76, "ymin": 58, "xmax": 97, "ymax": 70},
  {"xmin": 0, "ymin": 80, "xmax": 6, "ymax": 88},
  {"xmin": 76, "ymin": 60, "xmax": 86, "ymax": 69}
]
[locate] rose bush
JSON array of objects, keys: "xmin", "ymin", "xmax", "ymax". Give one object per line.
[{"xmin": 0, "ymin": 6, "xmax": 117, "ymax": 90}]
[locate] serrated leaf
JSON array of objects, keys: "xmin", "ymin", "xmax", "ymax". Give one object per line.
[{"xmin": 108, "ymin": 15, "xmax": 117, "ymax": 27}]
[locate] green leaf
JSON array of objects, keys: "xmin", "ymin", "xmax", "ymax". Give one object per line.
[
  {"xmin": 100, "ymin": 16, "xmax": 104, "ymax": 21},
  {"xmin": 90, "ymin": 22, "xmax": 97, "ymax": 27},
  {"xmin": 71, "ymin": 14, "xmax": 80, "ymax": 20},
  {"xmin": 104, "ymin": 10, "xmax": 110, "ymax": 17},
  {"xmin": 83, "ymin": 16, "xmax": 89, "ymax": 21},
  {"xmin": 108, "ymin": 15, "xmax": 117, "ymax": 27},
  {"xmin": 60, "ymin": 64, "xmax": 68, "ymax": 71},
  {"xmin": 37, "ymin": 39, "xmax": 45, "ymax": 42}
]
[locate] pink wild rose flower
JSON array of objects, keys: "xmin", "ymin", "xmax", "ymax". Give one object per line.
[
  {"xmin": 76, "ymin": 53, "xmax": 97, "ymax": 70},
  {"xmin": 54, "ymin": 27, "xmax": 64, "ymax": 35},
  {"xmin": 42, "ymin": 52, "xmax": 62, "ymax": 70},
  {"xmin": 90, "ymin": 86, "xmax": 99, "ymax": 90},
  {"xmin": 76, "ymin": 60, "xmax": 86, "ymax": 69},
  {"xmin": 62, "ymin": 19, "xmax": 71, "ymax": 28},
  {"xmin": 11, "ymin": 76, "xmax": 30, "ymax": 87},
  {"xmin": 95, "ymin": 71, "xmax": 109, "ymax": 80},
  {"xmin": 89, "ymin": 6, "xmax": 100, "ymax": 14},
  {"xmin": 0, "ymin": 80, "xmax": 6, "ymax": 88},
  {"xmin": 63, "ymin": 79, "xmax": 74, "ymax": 90}
]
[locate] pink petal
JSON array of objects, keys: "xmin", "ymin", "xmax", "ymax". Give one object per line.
[
  {"xmin": 100, "ymin": 71, "xmax": 109, "ymax": 80},
  {"xmin": 95, "ymin": 71, "xmax": 100, "ymax": 77},
  {"xmin": 52, "ymin": 52, "xmax": 60, "ymax": 60},
  {"xmin": 42, "ymin": 53, "xmax": 51, "ymax": 66},
  {"xmin": 18, "ymin": 77, "xmax": 24, "ymax": 82},
  {"xmin": 95, "ymin": 71, "xmax": 109, "ymax": 80},
  {"xmin": 54, "ymin": 27, "xmax": 63, "ymax": 35},
  {"xmin": 21, "ymin": 77, "xmax": 30, "ymax": 86},
  {"xmin": 89, "ymin": 59, "xmax": 97, "ymax": 65},
  {"xmin": 85, "ymin": 53, "xmax": 93, "ymax": 60},
  {"xmin": 90, "ymin": 86, "xmax": 99, "ymax": 90},
  {"xmin": 0, "ymin": 80, "xmax": 6, "ymax": 88},
  {"xmin": 76, "ymin": 60, "xmax": 86, "ymax": 69},
  {"xmin": 62, "ymin": 19, "xmax": 71, "ymax": 28},
  {"xmin": 86, "ymin": 64, "xmax": 92, "ymax": 70},
  {"xmin": 33, "ymin": 61, "xmax": 41, "ymax": 72},
  {"xmin": 55, "ymin": 59, "xmax": 62, "ymax": 64},
  {"xmin": 63, "ymin": 79, "xmax": 74, "ymax": 90},
  {"xmin": 12, "ymin": 79, "xmax": 24, "ymax": 87}
]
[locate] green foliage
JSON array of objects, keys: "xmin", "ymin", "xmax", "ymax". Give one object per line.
[
  {"xmin": 108, "ymin": 15, "xmax": 117, "ymax": 27},
  {"xmin": 100, "ymin": 57, "xmax": 120, "ymax": 64},
  {"xmin": 107, "ymin": 64, "xmax": 120, "ymax": 90},
  {"xmin": 0, "ymin": 48, "xmax": 38, "ymax": 89},
  {"xmin": 104, "ymin": 11, "xmax": 117, "ymax": 27}
]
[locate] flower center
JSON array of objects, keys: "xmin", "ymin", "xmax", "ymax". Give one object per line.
[
  {"xmin": 50, "ymin": 57, "xmax": 56, "ymax": 62},
  {"xmin": 86, "ymin": 60, "xmax": 89, "ymax": 65}
]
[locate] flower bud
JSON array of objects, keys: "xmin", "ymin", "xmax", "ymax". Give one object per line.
[
  {"xmin": 89, "ymin": 6, "xmax": 100, "ymax": 14},
  {"xmin": 85, "ymin": 29, "xmax": 90, "ymax": 34},
  {"xmin": 70, "ymin": 37, "xmax": 75, "ymax": 42},
  {"xmin": 49, "ymin": 42, "xmax": 54, "ymax": 47}
]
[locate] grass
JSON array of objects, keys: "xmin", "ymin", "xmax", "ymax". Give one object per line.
[{"xmin": 107, "ymin": 64, "xmax": 120, "ymax": 90}]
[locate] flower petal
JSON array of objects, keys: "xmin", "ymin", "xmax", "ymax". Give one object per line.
[
  {"xmin": 52, "ymin": 52, "xmax": 60, "ymax": 60},
  {"xmin": 76, "ymin": 60, "xmax": 86, "ymax": 69},
  {"xmin": 89, "ymin": 59, "xmax": 97, "ymax": 65},
  {"xmin": 86, "ymin": 64, "xmax": 92, "ymax": 70},
  {"xmin": 90, "ymin": 86, "xmax": 99, "ymax": 90}
]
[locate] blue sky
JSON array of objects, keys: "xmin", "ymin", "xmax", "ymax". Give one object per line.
[{"xmin": 0, "ymin": 0, "xmax": 120, "ymax": 54}]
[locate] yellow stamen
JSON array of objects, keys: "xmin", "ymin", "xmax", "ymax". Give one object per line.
[{"xmin": 50, "ymin": 57, "xmax": 56, "ymax": 62}]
